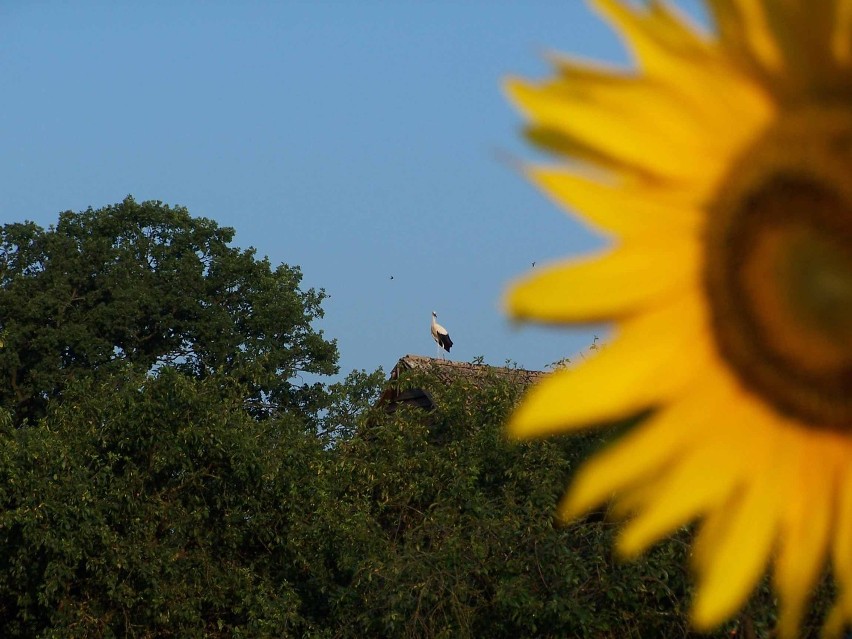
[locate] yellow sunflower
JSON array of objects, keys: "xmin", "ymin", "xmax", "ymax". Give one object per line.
[{"xmin": 504, "ymin": 0, "xmax": 852, "ymax": 637}]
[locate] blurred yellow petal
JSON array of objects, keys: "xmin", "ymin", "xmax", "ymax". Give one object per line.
[
  {"xmin": 506, "ymin": 239, "xmax": 700, "ymax": 323},
  {"xmin": 691, "ymin": 426, "xmax": 781, "ymax": 630},
  {"xmin": 835, "ymin": 0, "xmax": 852, "ymax": 63},
  {"xmin": 526, "ymin": 167, "xmax": 701, "ymax": 239},
  {"xmin": 521, "ymin": 123, "xmax": 659, "ymax": 180},
  {"xmin": 758, "ymin": 0, "xmax": 843, "ymax": 92},
  {"xmin": 825, "ymin": 597, "xmax": 852, "ymax": 639},
  {"xmin": 559, "ymin": 377, "xmax": 727, "ymax": 521},
  {"xmin": 691, "ymin": 504, "xmax": 729, "ymax": 576},
  {"xmin": 773, "ymin": 430, "xmax": 838, "ymax": 638},
  {"xmin": 707, "ymin": 0, "xmax": 782, "ymax": 76},
  {"xmin": 592, "ymin": 0, "xmax": 713, "ymax": 76},
  {"xmin": 506, "ymin": 77, "xmax": 707, "ymax": 180},
  {"xmin": 507, "ymin": 293, "xmax": 708, "ymax": 438},
  {"xmin": 592, "ymin": 0, "xmax": 772, "ymax": 122},
  {"xmin": 833, "ymin": 465, "xmax": 852, "ymax": 595},
  {"xmin": 615, "ymin": 405, "xmax": 753, "ymax": 558}
]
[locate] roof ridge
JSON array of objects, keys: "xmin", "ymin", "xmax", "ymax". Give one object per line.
[{"xmin": 396, "ymin": 354, "xmax": 545, "ymax": 376}]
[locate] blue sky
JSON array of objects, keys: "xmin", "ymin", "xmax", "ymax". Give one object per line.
[{"xmin": 1, "ymin": 1, "xmax": 705, "ymax": 380}]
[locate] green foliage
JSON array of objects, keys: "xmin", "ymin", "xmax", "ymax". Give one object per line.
[
  {"xmin": 322, "ymin": 365, "xmax": 691, "ymax": 638},
  {"xmin": 0, "ymin": 197, "xmax": 337, "ymax": 426},
  {"xmin": 0, "ymin": 368, "xmax": 333, "ymax": 638},
  {"xmin": 319, "ymin": 368, "xmax": 387, "ymax": 441},
  {"xmin": 320, "ymin": 364, "xmax": 832, "ymax": 638},
  {"xmin": 0, "ymin": 350, "xmax": 835, "ymax": 637}
]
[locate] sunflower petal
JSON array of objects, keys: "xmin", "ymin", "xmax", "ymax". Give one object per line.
[
  {"xmin": 612, "ymin": 370, "xmax": 759, "ymax": 558},
  {"xmin": 591, "ymin": 0, "xmax": 774, "ymax": 148},
  {"xmin": 506, "ymin": 241, "xmax": 700, "ymax": 323},
  {"xmin": 591, "ymin": 0, "xmax": 713, "ymax": 75},
  {"xmin": 549, "ymin": 55, "xmax": 747, "ymax": 148},
  {"xmin": 835, "ymin": 0, "xmax": 852, "ymax": 64},
  {"xmin": 615, "ymin": 429, "xmax": 744, "ymax": 559},
  {"xmin": 506, "ymin": 77, "xmax": 706, "ymax": 180},
  {"xmin": 526, "ymin": 167, "xmax": 701, "ymax": 239},
  {"xmin": 690, "ymin": 423, "xmax": 782, "ymax": 631},
  {"xmin": 757, "ymin": 0, "xmax": 843, "ymax": 93},
  {"xmin": 773, "ymin": 430, "xmax": 837, "ymax": 639},
  {"xmin": 832, "ymin": 461, "xmax": 852, "ymax": 599},
  {"xmin": 707, "ymin": 0, "xmax": 782, "ymax": 77},
  {"xmin": 559, "ymin": 379, "xmax": 724, "ymax": 521},
  {"xmin": 507, "ymin": 293, "xmax": 708, "ymax": 439},
  {"xmin": 824, "ymin": 596, "xmax": 852, "ymax": 639},
  {"xmin": 522, "ymin": 124, "xmax": 662, "ymax": 180},
  {"xmin": 691, "ymin": 504, "xmax": 728, "ymax": 577}
]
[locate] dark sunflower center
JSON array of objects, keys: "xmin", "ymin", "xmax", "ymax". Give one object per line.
[{"xmin": 705, "ymin": 109, "xmax": 852, "ymax": 430}]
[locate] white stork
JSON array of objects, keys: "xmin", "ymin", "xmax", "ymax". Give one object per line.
[{"xmin": 431, "ymin": 311, "xmax": 453, "ymax": 358}]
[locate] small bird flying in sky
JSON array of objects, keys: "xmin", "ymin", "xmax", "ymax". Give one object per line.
[{"xmin": 431, "ymin": 311, "xmax": 453, "ymax": 358}]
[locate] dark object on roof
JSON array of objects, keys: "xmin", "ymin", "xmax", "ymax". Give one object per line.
[{"xmin": 378, "ymin": 354, "xmax": 546, "ymax": 413}]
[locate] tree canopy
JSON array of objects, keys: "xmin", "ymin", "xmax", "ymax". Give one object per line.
[
  {"xmin": 0, "ymin": 197, "xmax": 337, "ymax": 425},
  {"xmin": 0, "ymin": 358, "xmax": 825, "ymax": 637},
  {"xmin": 0, "ymin": 368, "xmax": 331, "ymax": 637}
]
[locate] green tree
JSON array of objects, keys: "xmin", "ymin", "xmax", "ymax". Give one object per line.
[
  {"xmin": 0, "ymin": 368, "xmax": 336, "ymax": 638},
  {"xmin": 0, "ymin": 197, "xmax": 337, "ymax": 425},
  {"xmin": 319, "ymin": 367, "xmax": 387, "ymax": 442}
]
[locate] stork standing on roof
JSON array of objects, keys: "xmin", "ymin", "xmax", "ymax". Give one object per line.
[{"xmin": 431, "ymin": 311, "xmax": 453, "ymax": 359}]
